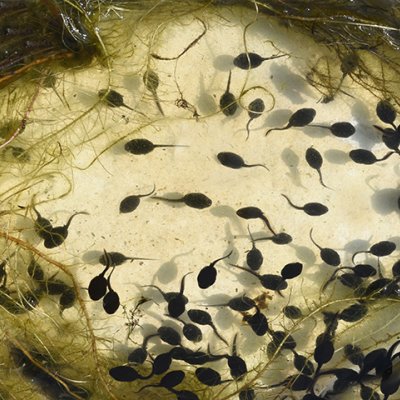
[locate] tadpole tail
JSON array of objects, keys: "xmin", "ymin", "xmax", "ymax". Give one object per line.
[
  {"xmin": 152, "ymin": 90, "xmax": 165, "ymax": 116},
  {"xmin": 262, "ymin": 53, "xmax": 289, "ymax": 62},
  {"xmin": 128, "ymin": 255, "xmax": 156, "ymax": 262},
  {"xmin": 376, "ymin": 151, "xmax": 396, "ymax": 162},
  {"xmin": 179, "ymin": 271, "xmax": 192, "ymax": 294},
  {"xmin": 253, "ymin": 235, "xmax": 273, "ymax": 242},
  {"xmin": 210, "ymin": 249, "xmax": 233, "ymax": 267},
  {"xmin": 351, "ymin": 250, "xmax": 365, "ymax": 264},
  {"xmin": 309, "ymin": 124, "xmax": 329, "ymax": 130},
  {"xmin": 229, "ymin": 263, "xmax": 259, "ymax": 278},
  {"xmin": 265, "ymin": 124, "xmax": 290, "ymax": 137},
  {"xmin": 151, "ymin": 196, "xmax": 183, "ymax": 203},
  {"xmin": 321, "ymin": 269, "xmax": 341, "ymax": 292},
  {"xmin": 309, "ymin": 228, "xmax": 322, "ymax": 251},
  {"xmin": 210, "ymin": 323, "xmax": 229, "ymax": 346},
  {"xmin": 64, "ymin": 211, "xmax": 89, "ymax": 228},
  {"xmin": 245, "ymin": 118, "xmax": 252, "ymax": 141},
  {"xmin": 138, "ymin": 184, "xmax": 156, "ymax": 198},
  {"xmin": 281, "ymin": 193, "xmax": 301, "ymax": 210},
  {"xmin": 226, "ymin": 70, "xmax": 232, "ymax": 92},
  {"xmin": 317, "ymin": 169, "xmax": 331, "ymax": 190},
  {"xmin": 245, "ymin": 163, "xmax": 269, "ymax": 171},
  {"xmin": 155, "ymin": 145, "xmax": 189, "ymax": 148},
  {"xmin": 260, "ymin": 215, "xmax": 277, "ymax": 236}
]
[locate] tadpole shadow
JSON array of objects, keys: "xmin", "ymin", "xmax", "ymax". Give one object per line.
[
  {"xmin": 213, "ymin": 55, "xmax": 235, "ymax": 71},
  {"xmin": 156, "ymin": 248, "xmax": 194, "ymax": 285},
  {"xmin": 323, "ymin": 149, "xmax": 350, "ymax": 165},
  {"xmin": 370, "ymin": 188, "xmax": 400, "ymax": 216},
  {"xmin": 281, "ymin": 147, "xmax": 304, "ymax": 188},
  {"xmin": 269, "ymin": 62, "xmax": 312, "ymax": 104}
]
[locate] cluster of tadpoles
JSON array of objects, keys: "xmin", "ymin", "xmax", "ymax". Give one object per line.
[{"xmin": 32, "ymin": 205, "xmax": 88, "ymax": 249}]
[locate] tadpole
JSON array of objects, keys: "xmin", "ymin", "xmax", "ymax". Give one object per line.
[
  {"xmin": 309, "ymin": 122, "xmax": 356, "ymax": 138},
  {"xmin": 243, "ymin": 306, "xmax": 269, "ymax": 336},
  {"xmin": 43, "ymin": 211, "xmax": 89, "ymax": 249},
  {"xmin": 352, "ymin": 240, "xmax": 396, "ymax": 264},
  {"xmin": 376, "ymin": 100, "xmax": 397, "ymax": 129},
  {"xmin": 219, "ymin": 71, "xmax": 238, "ymax": 116},
  {"xmin": 98, "ymin": 88, "xmax": 134, "ymax": 110},
  {"xmin": 151, "ymin": 192, "xmax": 212, "ymax": 209},
  {"xmin": 233, "ymin": 52, "xmax": 286, "ymax": 70},
  {"xmin": 187, "ymin": 309, "xmax": 228, "ymax": 346},
  {"xmin": 281, "ymin": 194, "xmax": 328, "ymax": 216},
  {"xmin": 136, "ymin": 370, "xmax": 185, "ymax": 393},
  {"xmin": 230, "ymin": 263, "xmax": 288, "ymax": 294},
  {"xmin": 143, "ymin": 69, "xmax": 164, "ymax": 115},
  {"xmin": 124, "ymin": 138, "xmax": 187, "ymax": 155},
  {"xmin": 349, "ymin": 149, "xmax": 396, "ymax": 165},
  {"xmin": 195, "ymin": 367, "xmax": 223, "ymax": 386},
  {"xmin": 102, "ymin": 267, "xmax": 120, "ymax": 314},
  {"xmin": 236, "ymin": 206, "xmax": 276, "ymax": 235},
  {"xmin": 246, "ymin": 226, "xmax": 263, "ymax": 271},
  {"xmin": 119, "ymin": 186, "xmax": 155, "ymax": 213},
  {"xmin": 309, "ymin": 228, "xmax": 341, "ymax": 267},
  {"xmin": 197, "ymin": 250, "xmax": 232, "ymax": 289},
  {"xmin": 306, "ymin": 147, "xmax": 329, "ymax": 189},
  {"xmin": 205, "ymin": 294, "xmax": 256, "ymax": 312},
  {"xmin": 217, "ymin": 152, "xmax": 268, "ymax": 171},
  {"xmin": 265, "ymin": 108, "xmax": 316, "ymax": 136},
  {"xmin": 173, "ymin": 318, "xmax": 203, "ymax": 343},
  {"xmin": 226, "ymin": 334, "xmax": 247, "ymax": 380},
  {"xmin": 88, "ymin": 264, "xmax": 110, "ymax": 301},
  {"xmin": 245, "ymin": 98, "xmax": 265, "ymax": 140}
]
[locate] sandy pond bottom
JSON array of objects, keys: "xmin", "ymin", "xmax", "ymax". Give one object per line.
[{"xmin": 0, "ymin": 3, "xmax": 399, "ymax": 400}]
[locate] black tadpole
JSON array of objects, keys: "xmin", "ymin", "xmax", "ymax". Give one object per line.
[
  {"xmin": 119, "ymin": 185, "xmax": 155, "ymax": 213},
  {"xmin": 43, "ymin": 211, "xmax": 88, "ymax": 249},
  {"xmin": 187, "ymin": 309, "xmax": 228, "ymax": 346},
  {"xmin": 195, "ymin": 367, "xmax": 224, "ymax": 386},
  {"xmin": 352, "ymin": 240, "xmax": 396, "ymax": 264},
  {"xmin": 349, "ymin": 149, "xmax": 396, "ymax": 165},
  {"xmin": 254, "ymin": 232, "xmax": 293, "ymax": 245},
  {"xmin": 309, "ymin": 228, "xmax": 341, "ymax": 267},
  {"xmin": 246, "ymin": 226, "xmax": 263, "ymax": 271},
  {"xmin": 245, "ymin": 98, "xmax": 265, "ymax": 140},
  {"xmin": 124, "ymin": 138, "xmax": 188, "ymax": 155},
  {"xmin": 143, "ymin": 69, "xmax": 164, "ymax": 115},
  {"xmin": 205, "ymin": 294, "xmax": 256, "ymax": 312},
  {"xmin": 236, "ymin": 206, "xmax": 276, "ymax": 235},
  {"xmin": 173, "ymin": 317, "xmax": 203, "ymax": 343},
  {"xmin": 151, "ymin": 192, "xmax": 212, "ymax": 209},
  {"xmin": 197, "ymin": 250, "xmax": 233, "ymax": 289},
  {"xmin": 135, "ymin": 370, "xmax": 186, "ymax": 393},
  {"xmin": 265, "ymin": 108, "xmax": 316, "ymax": 136},
  {"xmin": 305, "ymin": 147, "xmax": 330, "ymax": 189},
  {"xmin": 88, "ymin": 265, "xmax": 110, "ymax": 301},
  {"xmin": 98, "ymin": 88, "xmax": 134, "ymax": 111},
  {"xmin": 309, "ymin": 122, "xmax": 356, "ymax": 138},
  {"xmin": 233, "ymin": 52, "xmax": 286, "ymax": 70},
  {"xmin": 230, "ymin": 264, "xmax": 288, "ymax": 295},
  {"xmin": 243, "ymin": 306, "xmax": 269, "ymax": 336},
  {"xmin": 144, "ymin": 273, "xmax": 190, "ymax": 318},
  {"xmin": 219, "ymin": 71, "xmax": 238, "ymax": 116},
  {"xmin": 226, "ymin": 334, "xmax": 248, "ymax": 380},
  {"xmin": 217, "ymin": 152, "xmax": 268, "ymax": 171},
  {"xmin": 102, "ymin": 267, "xmax": 120, "ymax": 314},
  {"xmin": 376, "ymin": 100, "xmax": 397, "ymax": 129},
  {"xmin": 281, "ymin": 194, "xmax": 328, "ymax": 216}
]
